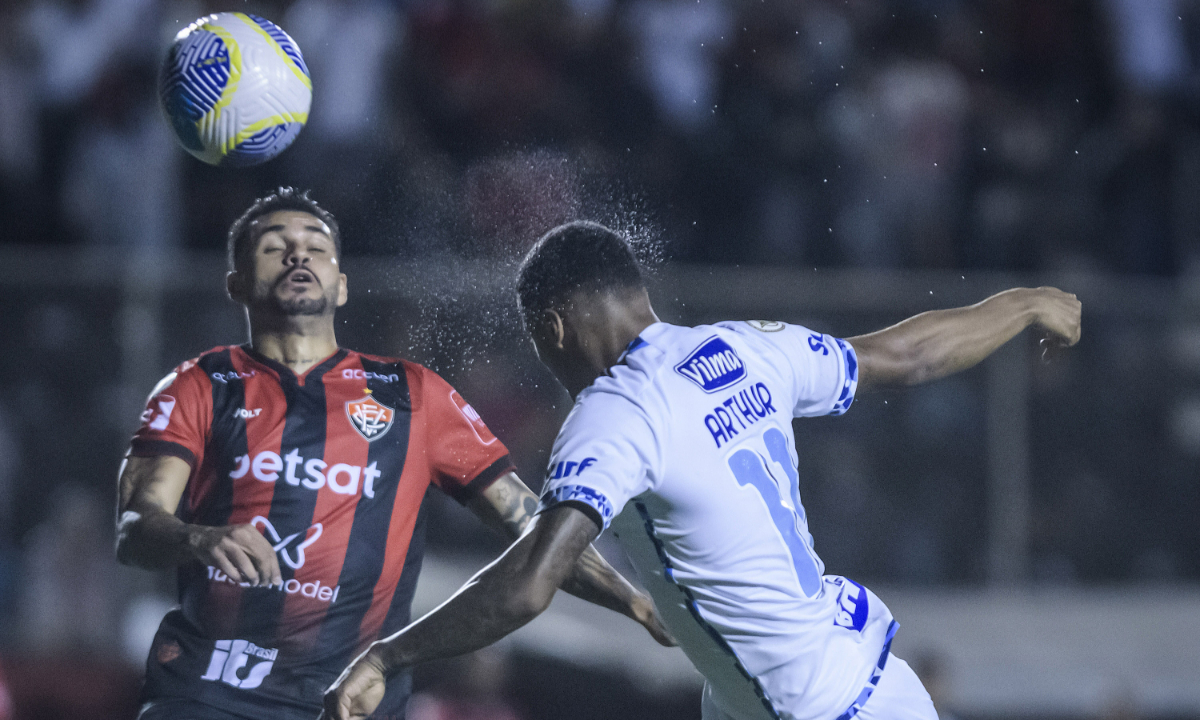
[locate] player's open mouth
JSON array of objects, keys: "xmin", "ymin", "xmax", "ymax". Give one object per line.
[{"xmin": 284, "ymin": 269, "xmax": 319, "ymax": 286}]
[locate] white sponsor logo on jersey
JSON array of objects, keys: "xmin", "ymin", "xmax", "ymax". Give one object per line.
[
  {"xmin": 229, "ymin": 449, "xmax": 383, "ymax": 498},
  {"xmin": 341, "ymin": 368, "xmax": 401, "ymax": 383},
  {"xmin": 251, "ymin": 516, "xmax": 322, "ymax": 570},
  {"xmin": 200, "ymin": 639, "xmax": 278, "ymax": 690},
  {"xmin": 142, "ymin": 395, "xmax": 177, "ymax": 431},
  {"xmin": 205, "ymin": 565, "xmax": 342, "ymax": 604},
  {"xmin": 674, "ymin": 336, "xmax": 747, "ymax": 393}
]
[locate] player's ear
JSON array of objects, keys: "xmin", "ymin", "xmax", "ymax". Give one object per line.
[
  {"xmin": 534, "ymin": 309, "xmax": 566, "ymax": 350},
  {"xmin": 336, "ymin": 272, "xmax": 348, "ymax": 307}
]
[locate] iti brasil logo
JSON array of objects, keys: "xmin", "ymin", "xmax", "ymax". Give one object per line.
[{"xmin": 675, "ymin": 336, "xmax": 747, "ymax": 393}]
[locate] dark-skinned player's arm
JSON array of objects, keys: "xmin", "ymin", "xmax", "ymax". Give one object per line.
[
  {"xmin": 321, "ymin": 504, "xmax": 597, "ymax": 720},
  {"xmin": 848, "ymin": 287, "xmax": 1081, "ymax": 391},
  {"xmin": 116, "ymin": 455, "xmax": 282, "ymax": 587},
  {"xmin": 467, "ymin": 472, "xmax": 672, "ymax": 646}
]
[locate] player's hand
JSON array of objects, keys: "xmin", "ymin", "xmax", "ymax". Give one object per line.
[
  {"xmin": 632, "ymin": 594, "xmax": 676, "ymax": 647},
  {"xmin": 320, "ymin": 647, "xmax": 388, "ymax": 720},
  {"xmin": 1029, "ymin": 287, "xmax": 1082, "ymax": 349},
  {"xmin": 187, "ymin": 523, "xmax": 282, "ymax": 586}
]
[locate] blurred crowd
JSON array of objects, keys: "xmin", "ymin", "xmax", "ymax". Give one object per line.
[
  {"xmin": 1, "ymin": 0, "xmax": 1200, "ymax": 271},
  {"xmin": 1, "ymin": 1, "xmax": 1199, "ymax": 717}
]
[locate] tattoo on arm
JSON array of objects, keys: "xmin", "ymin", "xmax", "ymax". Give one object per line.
[{"xmin": 471, "ymin": 474, "xmax": 540, "ymax": 540}]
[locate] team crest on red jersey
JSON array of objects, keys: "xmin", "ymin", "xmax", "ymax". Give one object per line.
[{"xmin": 346, "ymin": 394, "xmax": 395, "ymax": 441}]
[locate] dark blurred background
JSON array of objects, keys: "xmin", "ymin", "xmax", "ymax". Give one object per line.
[{"xmin": 1, "ymin": 0, "xmax": 1199, "ymax": 718}]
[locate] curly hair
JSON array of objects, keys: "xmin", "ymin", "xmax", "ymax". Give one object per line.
[{"xmin": 516, "ymin": 221, "xmax": 644, "ymax": 327}]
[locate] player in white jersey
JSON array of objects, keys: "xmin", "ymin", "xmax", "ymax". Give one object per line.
[{"xmin": 322, "ymin": 222, "xmax": 1082, "ymax": 720}]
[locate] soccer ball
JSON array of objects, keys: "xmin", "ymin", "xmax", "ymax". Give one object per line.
[{"xmin": 160, "ymin": 13, "xmax": 312, "ymax": 167}]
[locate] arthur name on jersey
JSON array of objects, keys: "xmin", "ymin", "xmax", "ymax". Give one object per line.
[{"xmin": 703, "ymin": 382, "xmax": 778, "ymax": 448}]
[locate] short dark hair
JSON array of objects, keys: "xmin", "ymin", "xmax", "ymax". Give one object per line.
[
  {"xmin": 227, "ymin": 187, "xmax": 341, "ymax": 272},
  {"xmin": 516, "ymin": 221, "xmax": 644, "ymax": 326}
]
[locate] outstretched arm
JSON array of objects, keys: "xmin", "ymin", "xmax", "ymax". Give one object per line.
[
  {"xmin": 467, "ymin": 473, "xmax": 672, "ymax": 645},
  {"xmin": 321, "ymin": 505, "xmax": 597, "ymax": 720},
  {"xmin": 848, "ymin": 287, "xmax": 1081, "ymax": 391}
]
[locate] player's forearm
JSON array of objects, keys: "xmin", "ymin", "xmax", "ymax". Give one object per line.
[
  {"xmin": 370, "ymin": 506, "xmax": 594, "ymax": 675},
  {"xmin": 560, "ymin": 546, "xmax": 644, "ymax": 619},
  {"xmin": 115, "ymin": 505, "xmax": 199, "ymax": 568},
  {"xmin": 471, "ymin": 473, "xmax": 645, "ymax": 620},
  {"xmin": 370, "ymin": 557, "xmax": 552, "ymax": 673},
  {"xmin": 849, "ymin": 288, "xmax": 1040, "ymax": 389}
]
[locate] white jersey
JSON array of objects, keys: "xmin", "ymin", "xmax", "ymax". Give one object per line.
[{"xmin": 539, "ymin": 321, "xmax": 898, "ymax": 720}]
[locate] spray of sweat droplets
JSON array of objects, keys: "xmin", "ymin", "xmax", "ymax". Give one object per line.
[{"xmin": 374, "ymin": 149, "xmax": 671, "ymax": 386}]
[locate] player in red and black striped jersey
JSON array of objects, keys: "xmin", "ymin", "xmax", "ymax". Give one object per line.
[{"xmin": 116, "ymin": 189, "xmax": 672, "ymax": 720}]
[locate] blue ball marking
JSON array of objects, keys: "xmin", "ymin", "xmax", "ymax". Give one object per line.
[
  {"xmin": 160, "ymin": 28, "xmax": 229, "ymax": 152},
  {"xmin": 222, "ymin": 123, "xmax": 304, "ymax": 168},
  {"xmin": 248, "ymin": 14, "xmax": 310, "ymax": 78}
]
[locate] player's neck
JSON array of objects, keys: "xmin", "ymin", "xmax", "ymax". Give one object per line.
[
  {"xmin": 247, "ymin": 314, "xmax": 339, "ymax": 376},
  {"xmin": 565, "ymin": 292, "xmax": 658, "ymax": 397}
]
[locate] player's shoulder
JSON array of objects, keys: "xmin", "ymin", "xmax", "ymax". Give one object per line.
[
  {"xmin": 350, "ymin": 349, "xmax": 406, "ymax": 368},
  {"xmin": 175, "ymin": 345, "xmax": 240, "ymax": 375},
  {"xmin": 156, "ymin": 345, "xmax": 237, "ymax": 390},
  {"xmin": 343, "ymin": 349, "xmax": 413, "ymax": 380},
  {"xmin": 575, "ymin": 372, "xmax": 658, "ymax": 435},
  {"xmin": 710, "ymin": 319, "xmax": 827, "ymax": 357},
  {"xmin": 362, "ymin": 356, "xmax": 461, "ymax": 412}
]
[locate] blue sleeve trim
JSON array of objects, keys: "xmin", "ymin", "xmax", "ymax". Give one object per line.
[
  {"xmin": 539, "ymin": 484, "xmax": 616, "ymax": 531},
  {"xmin": 830, "ymin": 339, "xmax": 859, "ymax": 416}
]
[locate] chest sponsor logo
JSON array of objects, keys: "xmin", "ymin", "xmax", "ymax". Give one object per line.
[
  {"xmin": 341, "ymin": 368, "xmax": 401, "ymax": 383},
  {"xmin": 141, "ymin": 395, "xmax": 177, "ymax": 431},
  {"xmin": 233, "ymin": 407, "xmax": 262, "ymax": 419},
  {"xmin": 251, "ymin": 515, "xmax": 322, "ymax": 570},
  {"xmin": 451, "ymin": 390, "xmax": 497, "ymax": 445},
  {"xmin": 210, "ymin": 370, "xmax": 256, "ymax": 384},
  {"xmin": 675, "ymin": 336, "xmax": 747, "ymax": 393},
  {"xmin": 346, "ymin": 393, "xmax": 395, "ymax": 441},
  {"xmin": 230, "ymin": 449, "xmax": 382, "ymax": 498}
]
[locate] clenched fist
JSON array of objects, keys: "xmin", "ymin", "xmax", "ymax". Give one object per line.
[
  {"xmin": 1028, "ymin": 286, "xmax": 1082, "ymax": 350},
  {"xmin": 189, "ymin": 523, "xmax": 282, "ymax": 587}
]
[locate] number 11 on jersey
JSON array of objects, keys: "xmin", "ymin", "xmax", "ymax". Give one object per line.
[{"xmin": 726, "ymin": 426, "xmax": 822, "ymax": 597}]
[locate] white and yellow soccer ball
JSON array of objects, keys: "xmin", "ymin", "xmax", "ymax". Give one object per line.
[{"xmin": 160, "ymin": 13, "xmax": 311, "ymax": 167}]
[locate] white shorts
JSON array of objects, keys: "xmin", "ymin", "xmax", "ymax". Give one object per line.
[{"xmin": 700, "ymin": 654, "xmax": 938, "ymax": 720}]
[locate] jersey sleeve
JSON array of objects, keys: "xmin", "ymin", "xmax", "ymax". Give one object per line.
[
  {"xmin": 733, "ymin": 320, "xmax": 858, "ymax": 418},
  {"xmin": 419, "ymin": 369, "xmax": 514, "ymax": 504},
  {"xmin": 537, "ymin": 393, "xmax": 658, "ymax": 533},
  {"xmin": 128, "ymin": 362, "xmax": 213, "ymax": 468}
]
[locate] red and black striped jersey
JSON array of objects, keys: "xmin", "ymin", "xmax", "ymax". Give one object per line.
[{"xmin": 129, "ymin": 345, "xmax": 512, "ymax": 719}]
